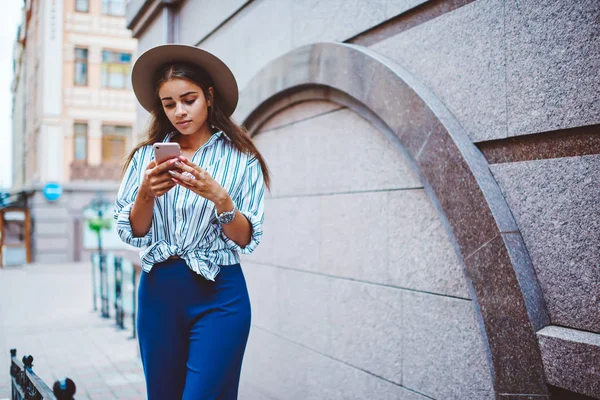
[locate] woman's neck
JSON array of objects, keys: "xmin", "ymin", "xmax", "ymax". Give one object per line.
[{"xmin": 175, "ymin": 125, "xmax": 213, "ymax": 151}]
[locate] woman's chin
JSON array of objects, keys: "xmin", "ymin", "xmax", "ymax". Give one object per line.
[{"xmin": 176, "ymin": 126, "xmax": 196, "ymax": 135}]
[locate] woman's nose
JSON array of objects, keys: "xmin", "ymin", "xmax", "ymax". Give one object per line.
[{"xmin": 175, "ymin": 102, "xmax": 186, "ymax": 117}]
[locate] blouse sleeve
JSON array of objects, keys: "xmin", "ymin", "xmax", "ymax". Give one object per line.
[
  {"xmin": 113, "ymin": 149, "xmax": 152, "ymax": 248},
  {"xmin": 220, "ymin": 155, "xmax": 266, "ymax": 254}
]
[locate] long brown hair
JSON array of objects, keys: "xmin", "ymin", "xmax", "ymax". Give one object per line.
[{"xmin": 123, "ymin": 62, "xmax": 270, "ymax": 188}]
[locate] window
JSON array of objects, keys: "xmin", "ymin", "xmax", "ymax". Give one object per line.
[
  {"xmin": 102, "ymin": 125, "xmax": 131, "ymax": 163},
  {"xmin": 101, "ymin": 50, "xmax": 132, "ymax": 89},
  {"xmin": 102, "ymin": 0, "xmax": 126, "ymax": 16},
  {"xmin": 75, "ymin": 0, "xmax": 89, "ymax": 12},
  {"xmin": 74, "ymin": 48, "xmax": 88, "ymax": 86},
  {"xmin": 74, "ymin": 123, "xmax": 88, "ymax": 161}
]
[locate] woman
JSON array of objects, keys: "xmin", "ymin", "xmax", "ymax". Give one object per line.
[{"xmin": 114, "ymin": 44, "xmax": 269, "ymax": 400}]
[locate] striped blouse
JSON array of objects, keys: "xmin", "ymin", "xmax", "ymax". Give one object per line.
[{"xmin": 113, "ymin": 130, "xmax": 265, "ymax": 281}]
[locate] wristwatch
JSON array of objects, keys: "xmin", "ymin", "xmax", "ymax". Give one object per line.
[{"xmin": 216, "ymin": 205, "xmax": 236, "ymax": 225}]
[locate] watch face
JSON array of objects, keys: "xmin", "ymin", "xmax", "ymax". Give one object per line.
[{"xmin": 219, "ymin": 210, "xmax": 236, "ymax": 225}]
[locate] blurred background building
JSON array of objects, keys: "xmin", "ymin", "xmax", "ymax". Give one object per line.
[
  {"xmin": 10, "ymin": 0, "xmax": 138, "ymax": 264},
  {"xmin": 125, "ymin": 1, "xmax": 599, "ymax": 400}
]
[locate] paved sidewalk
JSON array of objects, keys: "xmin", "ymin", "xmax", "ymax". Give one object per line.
[{"xmin": 0, "ymin": 262, "xmax": 146, "ymax": 400}]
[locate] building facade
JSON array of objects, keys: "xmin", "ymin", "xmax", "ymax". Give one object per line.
[
  {"xmin": 126, "ymin": 1, "xmax": 600, "ymax": 399},
  {"xmin": 12, "ymin": 0, "xmax": 138, "ymax": 263}
]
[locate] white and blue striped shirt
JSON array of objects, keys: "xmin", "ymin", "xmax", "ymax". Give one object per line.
[{"xmin": 114, "ymin": 131, "xmax": 265, "ymax": 281}]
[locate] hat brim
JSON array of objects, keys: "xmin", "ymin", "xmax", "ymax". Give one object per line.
[{"xmin": 131, "ymin": 44, "xmax": 239, "ymax": 116}]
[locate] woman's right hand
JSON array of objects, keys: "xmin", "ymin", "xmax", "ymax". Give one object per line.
[{"xmin": 139, "ymin": 158, "xmax": 179, "ymax": 199}]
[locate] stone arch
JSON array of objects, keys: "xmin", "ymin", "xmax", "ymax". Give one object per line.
[{"xmin": 236, "ymin": 42, "xmax": 550, "ymax": 397}]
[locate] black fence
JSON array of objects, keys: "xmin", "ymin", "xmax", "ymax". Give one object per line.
[
  {"xmin": 91, "ymin": 253, "xmax": 138, "ymax": 339},
  {"xmin": 9, "ymin": 349, "xmax": 75, "ymax": 400}
]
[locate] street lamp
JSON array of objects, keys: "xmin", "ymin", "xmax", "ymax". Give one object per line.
[{"xmin": 86, "ymin": 192, "xmax": 113, "ymax": 318}]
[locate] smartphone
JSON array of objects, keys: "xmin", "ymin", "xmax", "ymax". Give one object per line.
[{"xmin": 153, "ymin": 142, "xmax": 181, "ymax": 165}]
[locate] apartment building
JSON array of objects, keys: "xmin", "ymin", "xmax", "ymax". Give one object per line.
[{"xmin": 11, "ymin": 0, "xmax": 138, "ymax": 263}]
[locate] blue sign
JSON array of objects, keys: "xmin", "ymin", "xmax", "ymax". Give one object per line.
[{"xmin": 43, "ymin": 182, "xmax": 63, "ymax": 202}]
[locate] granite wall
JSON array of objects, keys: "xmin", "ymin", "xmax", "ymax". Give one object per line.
[
  {"xmin": 126, "ymin": 0, "xmax": 600, "ymax": 398},
  {"xmin": 240, "ymin": 103, "xmax": 494, "ymax": 399}
]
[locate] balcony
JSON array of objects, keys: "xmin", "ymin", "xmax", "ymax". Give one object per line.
[{"xmin": 70, "ymin": 162, "xmax": 122, "ymax": 181}]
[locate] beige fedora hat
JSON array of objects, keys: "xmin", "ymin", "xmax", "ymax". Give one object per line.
[{"xmin": 131, "ymin": 44, "xmax": 239, "ymax": 116}]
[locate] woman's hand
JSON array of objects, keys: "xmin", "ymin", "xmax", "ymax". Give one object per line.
[
  {"xmin": 168, "ymin": 156, "xmax": 230, "ymax": 208},
  {"xmin": 139, "ymin": 158, "xmax": 179, "ymax": 200}
]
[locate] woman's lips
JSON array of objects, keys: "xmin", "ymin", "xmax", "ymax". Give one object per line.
[{"xmin": 177, "ymin": 120, "xmax": 191, "ymax": 128}]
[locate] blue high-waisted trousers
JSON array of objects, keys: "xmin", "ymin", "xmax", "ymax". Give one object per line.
[{"xmin": 137, "ymin": 259, "xmax": 251, "ymax": 400}]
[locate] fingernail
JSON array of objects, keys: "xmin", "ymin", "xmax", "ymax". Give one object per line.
[
  {"xmin": 174, "ymin": 161, "xmax": 181, "ymax": 167},
  {"xmin": 168, "ymin": 170, "xmax": 176, "ymax": 175}
]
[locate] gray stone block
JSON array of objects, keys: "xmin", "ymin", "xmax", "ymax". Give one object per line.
[
  {"xmin": 327, "ymin": 276, "xmax": 403, "ymax": 384},
  {"xmin": 537, "ymin": 325, "xmax": 600, "ymax": 398},
  {"xmin": 291, "ymin": 0, "xmax": 428, "ymax": 47},
  {"xmin": 253, "ymin": 108, "xmax": 421, "ymax": 198},
  {"xmin": 505, "ymin": 0, "xmax": 600, "ymax": 135},
  {"xmin": 247, "ymin": 197, "xmax": 322, "ymax": 271},
  {"xmin": 245, "ymin": 262, "xmax": 404, "ymax": 384},
  {"xmin": 190, "ymin": 0, "xmax": 429, "ymax": 90},
  {"xmin": 238, "ymin": 380, "xmax": 278, "ymax": 400},
  {"xmin": 490, "ymin": 155, "xmax": 600, "ymax": 333},
  {"xmin": 178, "ymin": 0, "xmax": 247, "ymax": 45},
  {"xmin": 318, "ymin": 191, "xmax": 390, "ymax": 283},
  {"xmin": 402, "ymin": 291, "xmax": 494, "ymax": 400},
  {"xmin": 259, "ymin": 100, "xmax": 344, "ymax": 133},
  {"xmin": 388, "ymin": 190, "xmax": 468, "ymax": 298},
  {"xmin": 372, "ymin": 0, "xmax": 507, "ymax": 142},
  {"xmin": 242, "ymin": 326, "xmax": 429, "ymax": 400},
  {"xmin": 201, "ymin": 0, "xmax": 293, "ymax": 89},
  {"xmin": 247, "ymin": 189, "xmax": 469, "ymax": 298}
]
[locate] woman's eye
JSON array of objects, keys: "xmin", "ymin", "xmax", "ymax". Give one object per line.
[
  {"xmin": 164, "ymin": 103, "xmax": 175, "ymax": 108},
  {"xmin": 185, "ymin": 99, "xmax": 195, "ymax": 105}
]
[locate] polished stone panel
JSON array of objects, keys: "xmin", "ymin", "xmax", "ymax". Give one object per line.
[
  {"xmin": 247, "ymin": 197, "xmax": 322, "ymax": 271},
  {"xmin": 243, "ymin": 262, "xmax": 494, "ymax": 393},
  {"xmin": 505, "ymin": 0, "xmax": 600, "ymax": 136},
  {"xmin": 238, "ymin": 381, "xmax": 274, "ymax": 400},
  {"xmin": 537, "ymin": 326, "xmax": 600, "ymax": 399},
  {"xmin": 201, "ymin": 0, "xmax": 293, "ymax": 89},
  {"xmin": 463, "ymin": 234, "xmax": 547, "ymax": 394},
  {"xmin": 402, "ymin": 291, "xmax": 494, "ymax": 399},
  {"xmin": 238, "ymin": 42, "xmax": 550, "ymax": 396},
  {"xmin": 372, "ymin": 0, "xmax": 507, "ymax": 142},
  {"xmin": 252, "ymin": 108, "xmax": 421, "ymax": 197},
  {"xmin": 248, "ymin": 189, "xmax": 468, "ymax": 298},
  {"xmin": 387, "ymin": 190, "xmax": 468, "ymax": 298},
  {"xmin": 258, "ymin": 100, "xmax": 344, "ymax": 132},
  {"xmin": 244, "ymin": 262, "xmax": 404, "ymax": 383},
  {"xmin": 491, "ymin": 155, "xmax": 600, "ymax": 333},
  {"xmin": 478, "ymin": 124, "xmax": 600, "ymax": 164},
  {"xmin": 241, "ymin": 326, "xmax": 427, "ymax": 400},
  {"xmin": 416, "ymin": 127, "xmax": 499, "ymax": 258},
  {"xmin": 291, "ymin": 0, "xmax": 427, "ymax": 47},
  {"xmin": 178, "ymin": 0, "xmax": 247, "ymax": 45}
]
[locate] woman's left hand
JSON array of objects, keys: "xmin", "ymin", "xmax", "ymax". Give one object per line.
[{"xmin": 168, "ymin": 156, "xmax": 230, "ymax": 207}]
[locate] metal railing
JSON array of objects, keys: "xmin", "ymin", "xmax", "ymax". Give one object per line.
[
  {"xmin": 10, "ymin": 349, "xmax": 75, "ymax": 400},
  {"xmin": 91, "ymin": 253, "xmax": 138, "ymax": 339}
]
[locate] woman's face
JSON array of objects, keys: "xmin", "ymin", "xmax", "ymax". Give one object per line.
[{"xmin": 158, "ymin": 78, "xmax": 213, "ymax": 135}]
